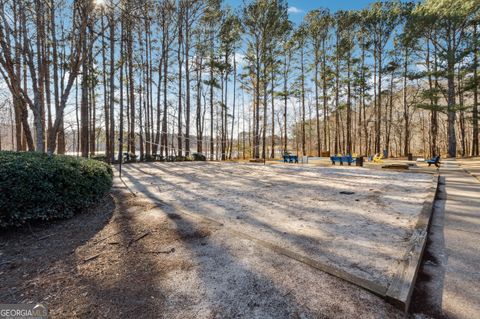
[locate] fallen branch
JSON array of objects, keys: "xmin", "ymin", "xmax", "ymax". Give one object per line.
[
  {"xmin": 282, "ymin": 289, "xmax": 293, "ymax": 297},
  {"xmin": 38, "ymin": 234, "xmax": 56, "ymax": 241},
  {"xmin": 128, "ymin": 231, "xmax": 151, "ymax": 248},
  {"xmin": 83, "ymin": 253, "xmax": 101, "ymax": 262},
  {"xmin": 94, "ymin": 230, "xmax": 125, "ymax": 245},
  {"xmin": 144, "ymin": 248, "xmax": 175, "ymax": 254}
]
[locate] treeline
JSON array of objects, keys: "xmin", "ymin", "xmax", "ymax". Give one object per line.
[{"xmin": 0, "ymin": 0, "xmax": 478, "ymax": 161}]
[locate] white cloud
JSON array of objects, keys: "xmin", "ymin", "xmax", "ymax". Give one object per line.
[
  {"xmin": 233, "ymin": 52, "xmax": 246, "ymax": 67},
  {"xmin": 288, "ymin": 6, "xmax": 303, "ymax": 14}
]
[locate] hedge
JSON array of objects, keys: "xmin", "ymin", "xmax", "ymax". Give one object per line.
[
  {"xmin": 192, "ymin": 153, "xmax": 206, "ymax": 161},
  {"xmin": 0, "ymin": 151, "xmax": 113, "ymax": 227}
]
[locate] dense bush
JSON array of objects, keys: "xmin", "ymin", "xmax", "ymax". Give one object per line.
[
  {"xmin": 0, "ymin": 151, "xmax": 113, "ymax": 227},
  {"xmin": 192, "ymin": 153, "xmax": 206, "ymax": 161},
  {"xmin": 90, "ymin": 154, "xmax": 107, "ymax": 162},
  {"xmin": 144, "ymin": 154, "xmax": 156, "ymax": 162},
  {"xmin": 123, "ymin": 152, "xmax": 138, "ymax": 163}
]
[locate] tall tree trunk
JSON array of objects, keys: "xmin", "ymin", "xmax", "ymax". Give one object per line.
[
  {"xmin": 223, "ymin": 51, "xmax": 229, "ymax": 160},
  {"xmin": 472, "ymin": 23, "xmax": 479, "ymax": 156},
  {"xmin": 376, "ymin": 44, "xmax": 383, "ymax": 154},
  {"xmin": 139, "ymin": 84, "xmax": 145, "ymax": 161},
  {"xmin": 334, "ymin": 34, "xmax": 340, "ymax": 155},
  {"xmin": 346, "ymin": 53, "xmax": 352, "ymax": 154},
  {"xmin": 262, "ymin": 54, "xmax": 267, "ymax": 160},
  {"xmin": 209, "ymin": 44, "xmax": 215, "ymax": 160},
  {"xmin": 403, "ymin": 47, "xmax": 409, "ymax": 157},
  {"xmin": 51, "ymin": 0, "xmax": 63, "ymax": 154},
  {"xmin": 144, "ymin": 16, "xmax": 151, "ymax": 159},
  {"xmin": 230, "ymin": 51, "xmax": 237, "ymax": 159},
  {"xmin": 127, "ymin": 12, "xmax": 135, "ymax": 156},
  {"xmin": 447, "ymin": 50, "xmax": 457, "ymax": 157},
  {"xmin": 108, "ymin": 12, "xmax": 116, "ymax": 163},
  {"xmin": 444, "ymin": 26, "xmax": 457, "ymax": 158},
  {"xmin": 315, "ymin": 51, "xmax": 321, "ymax": 157},
  {"xmin": 283, "ymin": 52, "xmax": 288, "ymax": 153},
  {"xmin": 458, "ymin": 67, "xmax": 466, "ymax": 157},
  {"xmin": 386, "ymin": 71, "xmax": 394, "ymax": 157},
  {"xmin": 160, "ymin": 18, "xmax": 169, "ymax": 157},
  {"xmin": 177, "ymin": 8, "xmax": 183, "ymax": 157},
  {"xmin": 154, "ymin": 45, "xmax": 163, "ymax": 156},
  {"xmin": 118, "ymin": 20, "xmax": 125, "ymax": 161},
  {"xmin": 322, "ymin": 37, "xmax": 328, "ymax": 153},
  {"xmin": 88, "ymin": 24, "xmax": 96, "ymax": 156},
  {"xmin": 427, "ymin": 36, "xmax": 438, "ymax": 157},
  {"xmin": 300, "ymin": 46, "xmax": 306, "ymax": 157},
  {"xmin": 80, "ymin": 19, "xmax": 89, "ymax": 157},
  {"xmin": 196, "ymin": 55, "xmax": 203, "ymax": 153},
  {"xmin": 13, "ymin": 1, "xmax": 23, "ymax": 151},
  {"xmin": 101, "ymin": 14, "xmax": 110, "ymax": 160},
  {"xmin": 254, "ymin": 42, "xmax": 260, "ymax": 159},
  {"xmin": 33, "ymin": 0, "xmax": 46, "ymax": 152},
  {"xmin": 89, "ymin": 61, "xmax": 96, "ymax": 156},
  {"xmin": 359, "ymin": 36, "xmax": 366, "ymax": 155},
  {"xmin": 184, "ymin": 4, "xmax": 191, "ymax": 157},
  {"xmin": 270, "ymin": 56, "xmax": 275, "ymax": 158}
]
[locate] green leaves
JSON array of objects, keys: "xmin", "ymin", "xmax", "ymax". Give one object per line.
[
  {"xmin": 364, "ymin": 1, "xmax": 404, "ymax": 50},
  {"xmin": 416, "ymin": 0, "xmax": 479, "ymax": 20},
  {"xmin": 0, "ymin": 151, "xmax": 113, "ymax": 228}
]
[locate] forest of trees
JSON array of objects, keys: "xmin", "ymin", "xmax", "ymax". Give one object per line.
[{"xmin": 0, "ymin": 0, "xmax": 479, "ymax": 161}]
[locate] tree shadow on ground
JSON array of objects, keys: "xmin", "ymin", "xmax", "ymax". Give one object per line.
[
  {"xmin": 58, "ymin": 189, "xmax": 314, "ymax": 318},
  {"xmin": 121, "ymin": 162, "xmax": 429, "ymax": 289},
  {"xmin": 1, "ymin": 164, "xmax": 407, "ymax": 318},
  {"xmin": 0, "ymin": 194, "xmax": 115, "ymax": 303}
]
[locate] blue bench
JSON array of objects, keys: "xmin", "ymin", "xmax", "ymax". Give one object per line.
[
  {"xmin": 122, "ymin": 152, "xmax": 138, "ymax": 163},
  {"xmin": 426, "ymin": 155, "xmax": 441, "ymax": 167},
  {"xmin": 330, "ymin": 155, "xmax": 356, "ymax": 165},
  {"xmin": 283, "ymin": 155, "xmax": 299, "ymax": 163}
]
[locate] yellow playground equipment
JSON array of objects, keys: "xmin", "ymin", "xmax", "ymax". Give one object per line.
[{"xmin": 373, "ymin": 153, "xmax": 383, "ymax": 163}]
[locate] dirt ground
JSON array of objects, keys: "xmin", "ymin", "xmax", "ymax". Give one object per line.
[{"xmin": 0, "ymin": 162, "xmax": 435, "ymax": 318}]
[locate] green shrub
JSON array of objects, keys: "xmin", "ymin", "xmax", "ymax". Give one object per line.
[
  {"xmin": 90, "ymin": 155, "xmax": 108, "ymax": 163},
  {"xmin": 90, "ymin": 154, "xmax": 107, "ymax": 162},
  {"xmin": 0, "ymin": 151, "xmax": 113, "ymax": 227},
  {"xmin": 144, "ymin": 154, "xmax": 156, "ymax": 162},
  {"xmin": 192, "ymin": 153, "xmax": 206, "ymax": 161}
]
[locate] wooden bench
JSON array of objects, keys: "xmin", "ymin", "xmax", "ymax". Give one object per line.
[
  {"xmin": 283, "ymin": 155, "xmax": 299, "ymax": 163},
  {"xmin": 426, "ymin": 155, "xmax": 441, "ymax": 167},
  {"xmin": 330, "ymin": 155, "xmax": 355, "ymax": 165}
]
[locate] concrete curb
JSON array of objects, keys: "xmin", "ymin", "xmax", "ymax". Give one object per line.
[{"xmin": 385, "ymin": 173, "xmax": 440, "ymax": 312}]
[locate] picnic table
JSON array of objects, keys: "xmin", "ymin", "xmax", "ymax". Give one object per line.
[
  {"xmin": 426, "ymin": 155, "xmax": 441, "ymax": 167},
  {"xmin": 330, "ymin": 155, "xmax": 356, "ymax": 165},
  {"xmin": 283, "ymin": 154, "xmax": 299, "ymax": 163}
]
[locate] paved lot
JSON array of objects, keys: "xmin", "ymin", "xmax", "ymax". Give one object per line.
[{"xmin": 412, "ymin": 159, "xmax": 480, "ymax": 319}]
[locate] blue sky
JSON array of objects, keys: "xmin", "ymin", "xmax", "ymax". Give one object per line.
[{"xmin": 226, "ymin": 0, "xmax": 417, "ymax": 25}]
